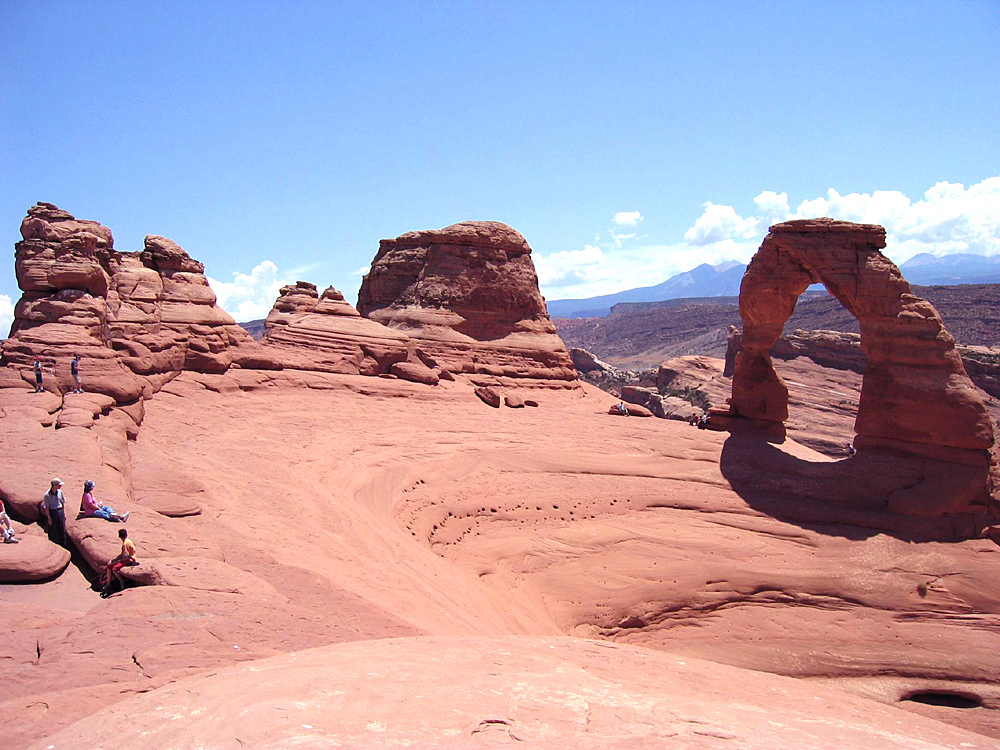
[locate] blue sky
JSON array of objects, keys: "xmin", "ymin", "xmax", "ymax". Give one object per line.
[{"xmin": 2, "ymin": 1, "xmax": 998, "ymax": 327}]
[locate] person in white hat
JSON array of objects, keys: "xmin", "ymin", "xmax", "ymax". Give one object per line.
[{"xmin": 42, "ymin": 478, "xmax": 67, "ymax": 547}]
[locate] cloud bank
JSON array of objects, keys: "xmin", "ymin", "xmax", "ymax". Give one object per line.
[{"xmin": 535, "ymin": 176, "xmax": 1000, "ymax": 301}]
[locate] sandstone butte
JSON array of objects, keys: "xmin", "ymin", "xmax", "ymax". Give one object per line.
[{"xmin": 0, "ymin": 205, "xmax": 998, "ymax": 749}]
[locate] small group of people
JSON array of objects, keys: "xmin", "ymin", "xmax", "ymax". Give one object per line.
[
  {"xmin": 688, "ymin": 412, "xmax": 710, "ymax": 429},
  {"xmin": 32, "ymin": 354, "xmax": 83, "ymax": 394},
  {"xmin": 39, "ymin": 477, "xmax": 136, "ymax": 597},
  {"xmin": 41, "ymin": 477, "xmax": 130, "ymax": 547}
]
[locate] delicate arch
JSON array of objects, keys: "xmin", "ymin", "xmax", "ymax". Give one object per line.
[{"xmin": 731, "ymin": 219, "xmax": 992, "ymax": 455}]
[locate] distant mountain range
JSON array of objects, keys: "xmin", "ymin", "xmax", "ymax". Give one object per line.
[{"xmin": 546, "ymin": 253, "xmax": 1000, "ymax": 319}]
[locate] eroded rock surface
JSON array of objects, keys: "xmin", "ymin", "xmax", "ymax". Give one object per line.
[
  {"xmin": 33, "ymin": 637, "xmax": 995, "ymax": 750},
  {"xmin": 2, "ymin": 203, "xmax": 278, "ymax": 405},
  {"xmin": 358, "ymin": 221, "xmax": 578, "ymax": 389},
  {"xmin": 727, "ymin": 218, "xmax": 996, "ymax": 531}
]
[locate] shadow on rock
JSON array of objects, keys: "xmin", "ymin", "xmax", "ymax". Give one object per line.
[{"xmin": 719, "ymin": 431, "xmax": 991, "ymax": 542}]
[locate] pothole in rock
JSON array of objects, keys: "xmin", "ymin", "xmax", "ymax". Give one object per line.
[{"xmin": 901, "ymin": 691, "xmax": 982, "ymax": 709}]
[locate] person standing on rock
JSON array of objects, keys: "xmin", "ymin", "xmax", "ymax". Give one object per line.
[
  {"xmin": 33, "ymin": 356, "xmax": 44, "ymax": 392},
  {"xmin": 41, "ymin": 477, "xmax": 67, "ymax": 547},
  {"xmin": 71, "ymin": 354, "xmax": 83, "ymax": 393},
  {"xmin": 0, "ymin": 497, "xmax": 19, "ymax": 543},
  {"xmin": 100, "ymin": 528, "xmax": 137, "ymax": 598},
  {"xmin": 80, "ymin": 480, "xmax": 129, "ymax": 522}
]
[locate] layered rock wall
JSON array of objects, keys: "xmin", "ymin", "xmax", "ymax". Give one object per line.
[
  {"xmin": 261, "ymin": 283, "xmax": 411, "ymax": 375},
  {"xmin": 1, "ymin": 203, "xmax": 277, "ymax": 402},
  {"xmin": 357, "ymin": 222, "xmax": 578, "ymax": 389}
]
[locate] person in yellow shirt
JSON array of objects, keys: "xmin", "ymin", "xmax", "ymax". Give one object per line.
[{"xmin": 100, "ymin": 528, "xmax": 137, "ymax": 598}]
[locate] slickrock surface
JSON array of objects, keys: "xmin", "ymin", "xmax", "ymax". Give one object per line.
[
  {"xmin": 30, "ymin": 637, "xmax": 996, "ymax": 750},
  {"xmin": 5, "ymin": 210, "xmax": 1000, "ymax": 750},
  {"xmin": 1, "ymin": 377, "xmax": 999, "ymax": 746},
  {"xmin": 358, "ymin": 221, "xmax": 579, "ymax": 389},
  {"xmin": 728, "ymin": 218, "xmax": 996, "ymax": 531}
]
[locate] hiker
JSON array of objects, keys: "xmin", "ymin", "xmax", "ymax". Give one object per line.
[
  {"xmin": 617, "ymin": 401, "xmax": 629, "ymax": 416},
  {"xmin": 847, "ymin": 443, "xmax": 856, "ymax": 457},
  {"xmin": 33, "ymin": 356, "xmax": 44, "ymax": 392},
  {"xmin": 71, "ymin": 354, "xmax": 83, "ymax": 393},
  {"xmin": 697, "ymin": 414, "xmax": 708, "ymax": 430},
  {"xmin": 100, "ymin": 528, "xmax": 137, "ymax": 598},
  {"xmin": 0, "ymin": 497, "xmax": 19, "ymax": 544},
  {"xmin": 41, "ymin": 478, "xmax": 67, "ymax": 547},
  {"xmin": 80, "ymin": 480, "xmax": 129, "ymax": 522}
]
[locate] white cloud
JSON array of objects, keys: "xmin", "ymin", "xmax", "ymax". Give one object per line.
[
  {"xmin": 536, "ymin": 176, "xmax": 1000, "ymax": 301},
  {"xmin": 0, "ymin": 294, "xmax": 13, "ymax": 338},
  {"xmin": 614, "ymin": 211, "xmax": 643, "ymax": 226},
  {"xmin": 208, "ymin": 260, "xmax": 288, "ymax": 322},
  {"xmin": 753, "ymin": 191, "xmax": 790, "ymax": 222},
  {"xmin": 789, "ymin": 178, "xmax": 1000, "ymax": 263},
  {"xmin": 683, "ymin": 203, "xmax": 761, "ymax": 246}
]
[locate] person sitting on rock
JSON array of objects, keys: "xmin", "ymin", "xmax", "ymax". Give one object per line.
[
  {"xmin": 41, "ymin": 477, "xmax": 67, "ymax": 547},
  {"xmin": 33, "ymin": 356, "xmax": 44, "ymax": 392},
  {"xmin": 80, "ymin": 480, "xmax": 129, "ymax": 522},
  {"xmin": 100, "ymin": 528, "xmax": 137, "ymax": 598},
  {"xmin": 617, "ymin": 401, "xmax": 630, "ymax": 416},
  {"xmin": 847, "ymin": 443, "xmax": 856, "ymax": 457},
  {"xmin": 0, "ymin": 497, "xmax": 19, "ymax": 544}
]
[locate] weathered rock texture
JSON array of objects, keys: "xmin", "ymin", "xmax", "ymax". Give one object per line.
[
  {"xmin": 261, "ymin": 283, "xmax": 412, "ymax": 375},
  {"xmin": 357, "ymin": 222, "xmax": 578, "ymax": 389},
  {"xmin": 771, "ymin": 329, "xmax": 1000, "ymax": 401},
  {"xmin": 727, "ymin": 218, "xmax": 996, "ymax": 530},
  {"xmin": 1, "ymin": 203, "xmax": 278, "ymax": 404},
  {"xmin": 34, "ymin": 636, "xmax": 996, "ymax": 750}
]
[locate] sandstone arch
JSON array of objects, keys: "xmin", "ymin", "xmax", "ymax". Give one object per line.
[{"xmin": 728, "ymin": 218, "xmax": 995, "ymax": 523}]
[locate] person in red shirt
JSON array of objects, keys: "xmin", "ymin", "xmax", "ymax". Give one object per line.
[{"xmin": 100, "ymin": 528, "xmax": 137, "ymax": 598}]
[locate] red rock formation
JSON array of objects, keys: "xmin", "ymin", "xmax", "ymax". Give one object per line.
[
  {"xmin": 727, "ymin": 218, "xmax": 996, "ymax": 528},
  {"xmin": 1, "ymin": 204, "xmax": 278, "ymax": 404},
  {"xmin": 357, "ymin": 222, "xmax": 578, "ymax": 389},
  {"xmin": 261, "ymin": 284, "xmax": 412, "ymax": 375}
]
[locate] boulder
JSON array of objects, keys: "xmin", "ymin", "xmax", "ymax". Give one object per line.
[
  {"xmin": 608, "ymin": 403, "xmax": 653, "ymax": 417},
  {"xmin": 390, "ymin": 361, "xmax": 439, "ymax": 386},
  {"xmin": 0, "ymin": 531, "xmax": 71, "ymax": 582},
  {"xmin": 621, "ymin": 385, "xmax": 656, "ymax": 407},
  {"xmin": 569, "ymin": 347, "xmax": 614, "ymax": 374},
  {"xmin": 504, "ymin": 392, "xmax": 525, "ymax": 408},
  {"xmin": 475, "ymin": 386, "xmax": 502, "ymax": 408}
]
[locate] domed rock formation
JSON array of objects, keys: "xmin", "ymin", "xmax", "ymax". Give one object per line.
[
  {"xmin": 357, "ymin": 221, "xmax": 578, "ymax": 389},
  {"xmin": 723, "ymin": 218, "xmax": 996, "ymax": 533}
]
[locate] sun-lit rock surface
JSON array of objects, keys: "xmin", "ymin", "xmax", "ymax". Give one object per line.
[
  {"xmin": 4, "ymin": 209, "xmax": 1000, "ymax": 749},
  {"xmin": 30, "ymin": 636, "xmax": 996, "ymax": 750},
  {"xmin": 725, "ymin": 218, "xmax": 996, "ymax": 533},
  {"xmin": 358, "ymin": 221, "xmax": 579, "ymax": 389}
]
